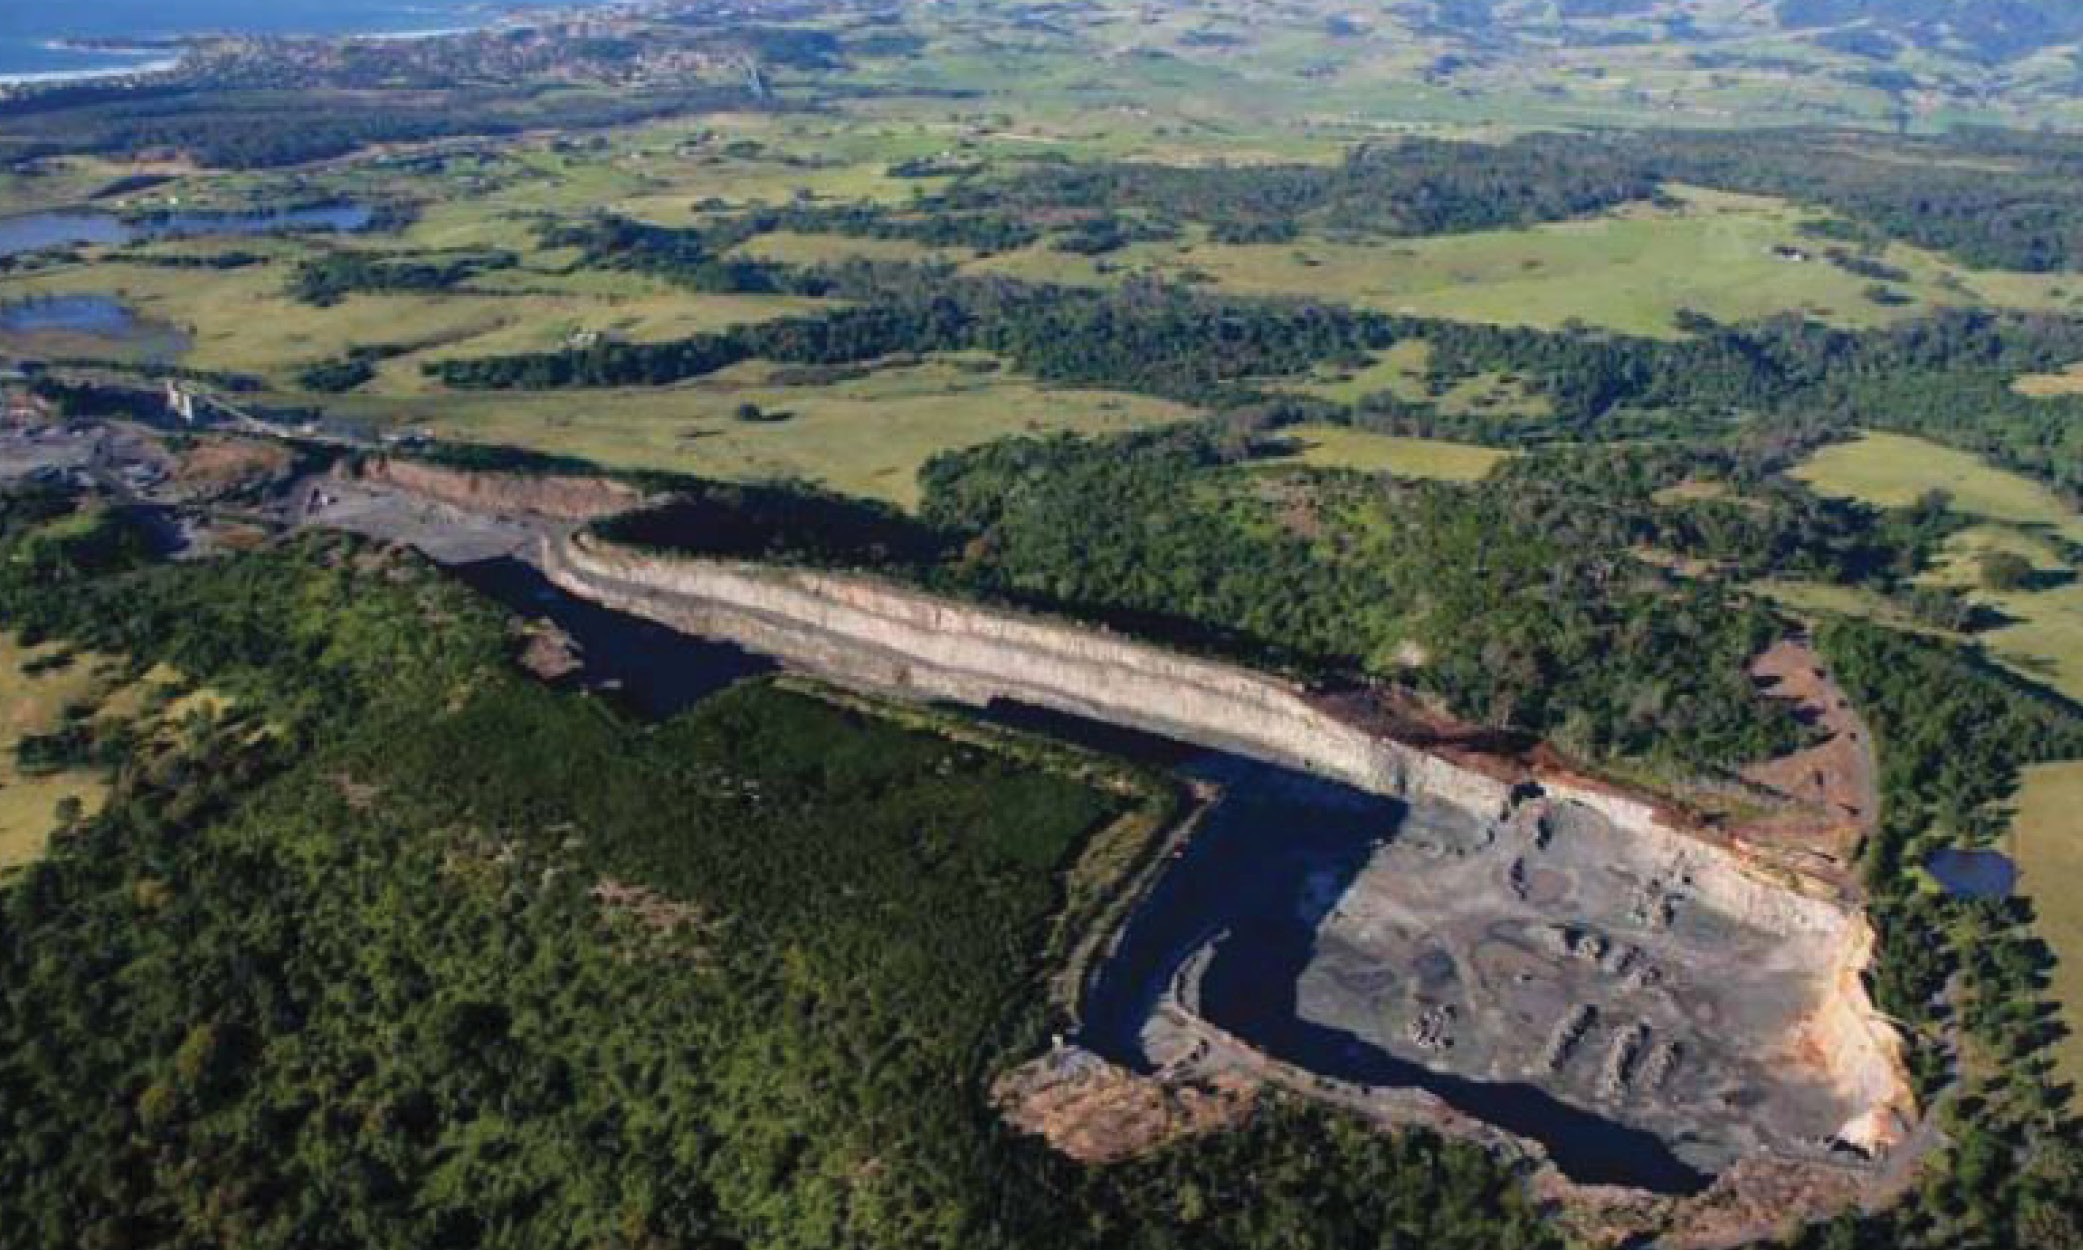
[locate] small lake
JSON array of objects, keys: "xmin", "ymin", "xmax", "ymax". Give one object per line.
[
  {"xmin": 0, "ymin": 292, "xmax": 189, "ymax": 361},
  {"xmin": 0, "ymin": 292, "xmax": 138, "ymax": 335},
  {"xmin": 0, "ymin": 202, "xmax": 374, "ymax": 258},
  {"xmin": 1926, "ymin": 848, "xmax": 2017, "ymax": 900}
]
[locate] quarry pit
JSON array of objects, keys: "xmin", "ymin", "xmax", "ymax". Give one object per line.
[
  {"xmin": 286, "ymin": 462, "xmax": 1919, "ymax": 1242},
  {"xmin": 534, "ymin": 531, "xmax": 1913, "ymax": 1173},
  {"xmin": 1094, "ymin": 763, "xmax": 1881, "ymax": 1188}
]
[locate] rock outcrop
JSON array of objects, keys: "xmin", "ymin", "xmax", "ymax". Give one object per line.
[{"xmin": 343, "ymin": 457, "xmax": 649, "ymax": 523}]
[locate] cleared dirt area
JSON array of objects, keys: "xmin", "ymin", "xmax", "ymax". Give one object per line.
[
  {"xmin": 171, "ymin": 436, "xmax": 292, "ymax": 498},
  {"xmin": 2013, "ymin": 363, "xmax": 2083, "ymax": 397},
  {"xmin": 1736, "ymin": 639, "xmax": 1878, "ymax": 876},
  {"xmin": 993, "ymin": 1046, "xmax": 1255, "ymax": 1164}
]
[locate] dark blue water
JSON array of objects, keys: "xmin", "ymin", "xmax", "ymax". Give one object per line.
[
  {"xmin": 450, "ymin": 558, "xmax": 774, "ymax": 721},
  {"xmin": 0, "ymin": 204, "xmax": 373, "ymax": 259},
  {"xmin": 0, "ymin": 2, "xmax": 604, "ymax": 80},
  {"xmin": 0, "ymin": 293, "xmax": 138, "ymax": 334},
  {"xmin": 1926, "ymin": 848, "xmax": 2017, "ymax": 900}
]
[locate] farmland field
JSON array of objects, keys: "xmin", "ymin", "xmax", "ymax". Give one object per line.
[
  {"xmin": 1254, "ymin": 424, "xmax": 1512, "ymax": 482},
  {"xmin": 1793, "ymin": 433, "xmax": 2083, "ymax": 542},
  {"xmin": 1790, "ymin": 433, "xmax": 2083, "ymax": 702},
  {"xmin": 330, "ymin": 354, "xmax": 1192, "ymax": 506},
  {"xmin": 2011, "ymin": 761, "xmax": 2083, "ymax": 1105},
  {"xmin": 0, "ymin": 633, "xmax": 113, "ymax": 871},
  {"xmin": 970, "ymin": 188, "xmax": 2079, "ymax": 338},
  {"xmin": 0, "ymin": 253, "xmax": 822, "ymax": 385}
]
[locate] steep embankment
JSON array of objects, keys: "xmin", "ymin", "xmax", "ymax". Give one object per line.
[
  {"xmin": 343, "ymin": 457, "xmax": 650, "ymax": 523},
  {"xmin": 541, "ymin": 530, "xmax": 1916, "ymax": 1163},
  {"xmin": 543, "ymin": 531, "xmax": 1513, "ymax": 809}
]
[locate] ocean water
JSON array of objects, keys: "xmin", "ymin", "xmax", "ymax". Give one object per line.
[{"xmin": 0, "ymin": 1, "xmax": 592, "ymax": 81}]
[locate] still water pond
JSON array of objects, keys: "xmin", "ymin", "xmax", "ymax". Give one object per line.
[
  {"xmin": 0, "ymin": 292, "xmax": 190, "ymax": 360},
  {"xmin": 0, "ymin": 292, "xmax": 139, "ymax": 335},
  {"xmin": 1926, "ymin": 848, "xmax": 2017, "ymax": 900},
  {"xmin": 0, "ymin": 202, "xmax": 373, "ymax": 258}
]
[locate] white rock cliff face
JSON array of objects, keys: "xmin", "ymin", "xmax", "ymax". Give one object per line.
[
  {"xmin": 546, "ymin": 533, "xmax": 1517, "ymax": 810},
  {"xmin": 541, "ymin": 532, "xmax": 1916, "ymax": 1157}
]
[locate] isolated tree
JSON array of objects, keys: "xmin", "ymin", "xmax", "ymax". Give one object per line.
[{"xmin": 1980, "ymin": 550, "xmax": 2036, "ymax": 592}]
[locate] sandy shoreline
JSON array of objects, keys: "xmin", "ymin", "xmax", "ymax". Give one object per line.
[
  {"xmin": 0, "ymin": 19, "xmax": 507, "ymax": 87},
  {"xmin": 0, "ymin": 54, "xmax": 182, "ymax": 87}
]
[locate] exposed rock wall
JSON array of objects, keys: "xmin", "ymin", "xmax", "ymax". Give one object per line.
[
  {"xmin": 540, "ymin": 531, "xmax": 1916, "ymax": 1159},
  {"xmin": 344, "ymin": 457, "xmax": 648, "ymax": 523},
  {"xmin": 543, "ymin": 532, "xmax": 1519, "ymax": 813}
]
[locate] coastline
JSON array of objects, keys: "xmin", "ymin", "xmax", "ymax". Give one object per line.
[
  {"xmin": 0, "ymin": 58, "xmax": 183, "ymax": 88},
  {"xmin": 0, "ymin": 4, "xmax": 601, "ymax": 89}
]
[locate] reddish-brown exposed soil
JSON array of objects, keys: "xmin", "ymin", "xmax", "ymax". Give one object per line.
[
  {"xmin": 993, "ymin": 1047, "xmax": 1256, "ymax": 1164},
  {"xmin": 174, "ymin": 436, "xmax": 292, "ymax": 499},
  {"xmin": 344, "ymin": 457, "xmax": 648, "ymax": 523},
  {"xmin": 1735, "ymin": 639, "xmax": 1878, "ymax": 875}
]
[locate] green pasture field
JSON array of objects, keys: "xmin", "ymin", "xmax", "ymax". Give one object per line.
[
  {"xmin": 1277, "ymin": 342, "xmax": 1554, "ymax": 420},
  {"xmin": 1277, "ymin": 340, "xmax": 1436, "ymax": 405},
  {"xmin": 953, "ymin": 187, "xmax": 2078, "ymax": 338},
  {"xmin": 1779, "ymin": 430, "xmax": 2083, "ymax": 1104},
  {"xmin": 1921, "ymin": 526, "xmax": 2083, "ymax": 705},
  {"xmin": 1790, "ymin": 432, "xmax": 2083, "ymax": 703},
  {"xmin": 1253, "ymin": 423, "xmax": 1512, "ymax": 482},
  {"xmin": 2013, "ymin": 760, "xmax": 2083, "ymax": 1107},
  {"xmin": 0, "ymin": 634, "xmax": 116, "ymax": 872},
  {"xmin": 328, "ymin": 353, "xmax": 1192, "ymax": 507},
  {"xmin": 1792, "ymin": 433, "xmax": 2083, "ymax": 543},
  {"xmin": 736, "ymin": 231, "xmax": 967, "ymax": 267},
  {"xmin": 0, "ymin": 248, "xmax": 819, "ymax": 385},
  {"xmin": 1748, "ymin": 580, "xmax": 1956, "ymax": 639}
]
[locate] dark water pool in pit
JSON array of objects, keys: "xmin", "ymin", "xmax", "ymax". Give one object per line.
[
  {"xmin": 1926, "ymin": 848, "xmax": 2017, "ymax": 900},
  {"xmin": 448, "ymin": 558, "xmax": 774, "ymax": 720},
  {"xmin": 0, "ymin": 202, "xmax": 373, "ymax": 258}
]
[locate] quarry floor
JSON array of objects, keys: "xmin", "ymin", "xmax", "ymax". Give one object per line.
[{"xmin": 1089, "ymin": 758, "xmax": 1863, "ymax": 1186}]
